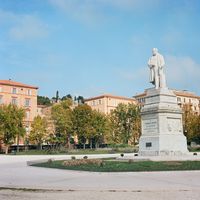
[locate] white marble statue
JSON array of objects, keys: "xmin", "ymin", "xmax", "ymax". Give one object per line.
[{"xmin": 148, "ymin": 48, "xmax": 167, "ymax": 89}]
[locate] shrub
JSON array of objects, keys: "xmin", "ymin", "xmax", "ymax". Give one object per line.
[
  {"xmin": 71, "ymin": 156, "xmax": 76, "ymax": 160},
  {"xmin": 83, "ymin": 156, "xmax": 88, "ymax": 159},
  {"xmin": 120, "ymin": 153, "xmax": 124, "ymax": 157},
  {"xmin": 62, "ymin": 159, "xmax": 103, "ymax": 167},
  {"xmin": 193, "ymin": 152, "xmax": 198, "ymax": 156}
]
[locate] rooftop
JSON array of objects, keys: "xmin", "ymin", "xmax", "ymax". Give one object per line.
[
  {"xmin": 0, "ymin": 80, "xmax": 38, "ymax": 89},
  {"xmin": 85, "ymin": 94, "xmax": 136, "ymax": 102},
  {"xmin": 133, "ymin": 89, "xmax": 200, "ymax": 99}
]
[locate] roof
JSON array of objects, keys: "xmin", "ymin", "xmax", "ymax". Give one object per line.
[
  {"xmin": 133, "ymin": 89, "xmax": 200, "ymax": 99},
  {"xmin": 173, "ymin": 90, "xmax": 200, "ymax": 99},
  {"xmin": 85, "ymin": 94, "xmax": 136, "ymax": 102},
  {"xmin": 0, "ymin": 80, "xmax": 38, "ymax": 89}
]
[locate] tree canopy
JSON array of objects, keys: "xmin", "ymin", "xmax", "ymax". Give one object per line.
[
  {"xmin": 0, "ymin": 104, "xmax": 25, "ymax": 154},
  {"xmin": 107, "ymin": 103, "xmax": 141, "ymax": 145}
]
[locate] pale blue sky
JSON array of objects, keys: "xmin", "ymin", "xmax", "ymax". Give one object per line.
[{"xmin": 1, "ymin": 0, "xmax": 200, "ymax": 98}]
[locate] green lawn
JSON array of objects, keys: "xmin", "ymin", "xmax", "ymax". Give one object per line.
[{"xmin": 32, "ymin": 159, "xmax": 200, "ymax": 172}]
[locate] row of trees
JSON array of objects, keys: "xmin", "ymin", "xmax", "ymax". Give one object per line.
[
  {"xmin": 50, "ymin": 100, "xmax": 141, "ymax": 149},
  {"xmin": 0, "ymin": 99, "xmax": 141, "ymax": 152},
  {"xmin": 1, "ymin": 100, "xmax": 200, "ymax": 154}
]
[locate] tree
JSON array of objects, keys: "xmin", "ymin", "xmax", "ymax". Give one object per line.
[
  {"xmin": 182, "ymin": 104, "xmax": 200, "ymax": 143},
  {"xmin": 91, "ymin": 111, "xmax": 109, "ymax": 148},
  {"xmin": 61, "ymin": 94, "xmax": 72, "ymax": 101},
  {"xmin": 76, "ymin": 96, "xmax": 85, "ymax": 104},
  {"xmin": 72, "ymin": 104, "xmax": 93, "ymax": 149},
  {"xmin": 29, "ymin": 116, "xmax": 47, "ymax": 150},
  {"xmin": 56, "ymin": 90, "xmax": 59, "ymax": 103},
  {"xmin": 108, "ymin": 103, "xmax": 141, "ymax": 145},
  {"xmin": 51, "ymin": 99, "xmax": 73, "ymax": 148},
  {"xmin": 0, "ymin": 104, "xmax": 25, "ymax": 154},
  {"xmin": 37, "ymin": 96, "xmax": 51, "ymax": 106}
]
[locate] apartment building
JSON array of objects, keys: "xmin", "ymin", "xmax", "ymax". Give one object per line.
[
  {"xmin": 85, "ymin": 94, "xmax": 136, "ymax": 114},
  {"xmin": 0, "ymin": 80, "xmax": 38, "ymax": 138},
  {"xmin": 134, "ymin": 89, "xmax": 200, "ymax": 114}
]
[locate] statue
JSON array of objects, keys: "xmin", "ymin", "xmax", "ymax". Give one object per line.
[{"xmin": 148, "ymin": 48, "xmax": 167, "ymax": 89}]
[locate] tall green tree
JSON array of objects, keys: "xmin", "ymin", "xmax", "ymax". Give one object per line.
[
  {"xmin": 108, "ymin": 103, "xmax": 141, "ymax": 145},
  {"xmin": 0, "ymin": 104, "xmax": 25, "ymax": 154},
  {"xmin": 56, "ymin": 90, "xmax": 59, "ymax": 103},
  {"xmin": 51, "ymin": 99, "xmax": 73, "ymax": 148},
  {"xmin": 72, "ymin": 104, "xmax": 93, "ymax": 149},
  {"xmin": 29, "ymin": 116, "xmax": 47, "ymax": 150},
  {"xmin": 91, "ymin": 111, "xmax": 109, "ymax": 148}
]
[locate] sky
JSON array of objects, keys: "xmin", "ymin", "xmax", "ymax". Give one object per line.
[{"xmin": 1, "ymin": 0, "xmax": 200, "ymax": 98}]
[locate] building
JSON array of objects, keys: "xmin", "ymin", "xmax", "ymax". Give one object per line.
[
  {"xmin": 134, "ymin": 89, "xmax": 200, "ymax": 114},
  {"xmin": 0, "ymin": 80, "xmax": 38, "ymax": 143},
  {"xmin": 85, "ymin": 94, "xmax": 136, "ymax": 114}
]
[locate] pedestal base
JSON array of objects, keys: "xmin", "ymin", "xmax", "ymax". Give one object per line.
[
  {"xmin": 139, "ymin": 134, "xmax": 188, "ymax": 156},
  {"xmin": 138, "ymin": 88, "xmax": 188, "ymax": 156}
]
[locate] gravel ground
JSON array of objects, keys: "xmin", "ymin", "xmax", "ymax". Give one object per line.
[{"xmin": 0, "ymin": 155, "xmax": 200, "ymax": 200}]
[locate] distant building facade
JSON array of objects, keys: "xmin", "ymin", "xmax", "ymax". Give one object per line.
[
  {"xmin": 0, "ymin": 80, "xmax": 38, "ymax": 146},
  {"xmin": 134, "ymin": 89, "xmax": 200, "ymax": 114},
  {"xmin": 85, "ymin": 94, "xmax": 136, "ymax": 114}
]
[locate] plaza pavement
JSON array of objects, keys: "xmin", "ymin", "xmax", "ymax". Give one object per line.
[{"xmin": 0, "ymin": 154, "xmax": 200, "ymax": 200}]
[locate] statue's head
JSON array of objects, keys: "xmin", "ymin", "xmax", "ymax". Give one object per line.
[{"xmin": 152, "ymin": 48, "xmax": 158, "ymax": 56}]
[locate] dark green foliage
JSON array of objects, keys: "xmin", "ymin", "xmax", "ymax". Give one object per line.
[
  {"xmin": 37, "ymin": 96, "xmax": 51, "ymax": 106},
  {"xmin": 61, "ymin": 94, "xmax": 73, "ymax": 101}
]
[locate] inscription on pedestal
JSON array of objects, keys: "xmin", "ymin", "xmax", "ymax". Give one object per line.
[{"xmin": 142, "ymin": 118, "xmax": 158, "ymax": 134}]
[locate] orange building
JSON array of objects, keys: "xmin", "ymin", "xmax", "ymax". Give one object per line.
[
  {"xmin": 85, "ymin": 94, "xmax": 136, "ymax": 114},
  {"xmin": 0, "ymin": 80, "xmax": 38, "ymax": 144}
]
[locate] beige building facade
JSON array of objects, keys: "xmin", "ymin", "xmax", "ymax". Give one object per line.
[
  {"xmin": 134, "ymin": 89, "xmax": 200, "ymax": 114},
  {"xmin": 0, "ymin": 80, "xmax": 38, "ymax": 144},
  {"xmin": 85, "ymin": 94, "xmax": 136, "ymax": 114}
]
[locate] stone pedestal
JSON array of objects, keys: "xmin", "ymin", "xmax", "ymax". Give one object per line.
[{"xmin": 139, "ymin": 88, "xmax": 188, "ymax": 156}]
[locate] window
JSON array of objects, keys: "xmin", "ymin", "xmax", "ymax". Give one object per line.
[
  {"xmin": 27, "ymin": 89, "xmax": 31, "ymax": 96},
  {"xmin": 93, "ymin": 101, "xmax": 95, "ymax": 106},
  {"xmin": 0, "ymin": 87, "xmax": 2, "ymax": 92},
  {"xmin": 184, "ymin": 98, "xmax": 186, "ymax": 103},
  {"xmin": 99, "ymin": 99, "xmax": 102, "ymax": 105},
  {"xmin": 25, "ymin": 99, "xmax": 31, "ymax": 107},
  {"xmin": 0, "ymin": 95, "xmax": 3, "ymax": 104},
  {"xmin": 12, "ymin": 88, "xmax": 17, "ymax": 94},
  {"xmin": 11, "ymin": 98, "xmax": 17, "ymax": 105}
]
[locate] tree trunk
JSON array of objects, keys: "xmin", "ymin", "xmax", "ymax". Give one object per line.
[
  {"xmin": 83, "ymin": 143, "xmax": 86, "ymax": 149},
  {"xmin": 5, "ymin": 146, "xmax": 9, "ymax": 154},
  {"xmin": 67, "ymin": 135, "xmax": 71, "ymax": 149},
  {"xmin": 90, "ymin": 140, "xmax": 92, "ymax": 149},
  {"xmin": 17, "ymin": 133, "xmax": 20, "ymax": 153}
]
